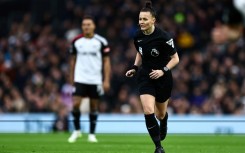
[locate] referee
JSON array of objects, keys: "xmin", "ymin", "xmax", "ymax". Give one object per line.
[
  {"xmin": 68, "ymin": 15, "xmax": 111, "ymax": 143},
  {"xmin": 126, "ymin": 1, "xmax": 179, "ymax": 153}
]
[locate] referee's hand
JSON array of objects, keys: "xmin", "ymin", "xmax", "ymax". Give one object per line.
[
  {"xmin": 125, "ymin": 69, "xmax": 136, "ymax": 77},
  {"xmin": 149, "ymin": 69, "xmax": 164, "ymax": 79}
]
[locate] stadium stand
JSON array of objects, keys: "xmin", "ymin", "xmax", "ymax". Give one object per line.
[{"xmin": 0, "ymin": 0, "xmax": 244, "ymax": 115}]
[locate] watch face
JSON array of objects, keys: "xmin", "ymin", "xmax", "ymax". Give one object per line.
[{"xmin": 164, "ymin": 67, "xmax": 169, "ymax": 71}]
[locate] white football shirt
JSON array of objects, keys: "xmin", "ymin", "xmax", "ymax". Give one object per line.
[{"xmin": 70, "ymin": 34, "xmax": 110, "ymax": 85}]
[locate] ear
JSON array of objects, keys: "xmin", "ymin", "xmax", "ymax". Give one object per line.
[
  {"xmin": 152, "ymin": 17, "xmax": 156, "ymax": 24},
  {"xmin": 91, "ymin": 21, "xmax": 96, "ymax": 29}
]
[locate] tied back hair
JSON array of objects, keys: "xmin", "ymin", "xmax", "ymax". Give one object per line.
[
  {"xmin": 141, "ymin": 1, "xmax": 156, "ymax": 18},
  {"xmin": 145, "ymin": 1, "xmax": 152, "ymax": 9}
]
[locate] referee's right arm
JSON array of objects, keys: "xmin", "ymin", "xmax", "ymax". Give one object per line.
[
  {"xmin": 134, "ymin": 52, "xmax": 142, "ymax": 67},
  {"xmin": 125, "ymin": 52, "xmax": 142, "ymax": 77}
]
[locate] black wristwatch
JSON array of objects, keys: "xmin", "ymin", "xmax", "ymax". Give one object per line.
[{"xmin": 162, "ymin": 66, "xmax": 169, "ymax": 73}]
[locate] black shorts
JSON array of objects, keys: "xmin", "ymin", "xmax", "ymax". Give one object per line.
[
  {"xmin": 137, "ymin": 69, "xmax": 173, "ymax": 102},
  {"xmin": 72, "ymin": 82, "xmax": 104, "ymax": 99}
]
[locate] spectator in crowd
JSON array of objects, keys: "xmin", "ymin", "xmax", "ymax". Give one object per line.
[{"xmin": 0, "ymin": 0, "xmax": 244, "ymax": 115}]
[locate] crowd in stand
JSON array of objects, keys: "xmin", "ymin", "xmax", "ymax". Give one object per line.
[{"xmin": 0, "ymin": 0, "xmax": 244, "ymax": 115}]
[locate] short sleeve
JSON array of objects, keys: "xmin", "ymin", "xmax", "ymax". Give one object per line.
[
  {"xmin": 101, "ymin": 39, "xmax": 110, "ymax": 56},
  {"xmin": 165, "ymin": 33, "xmax": 177, "ymax": 56},
  {"xmin": 69, "ymin": 42, "xmax": 77, "ymax": 55},
  {"xmin": 133, "ymin": 38, "xmax": 139, "ymax": 52},
  {"xmin": 133, "ymin": 30, "xmax": 143, "ymax": 53},
  {"xmin": 69, "ymin": 34, "xmax": 83, "ymax": 55}
]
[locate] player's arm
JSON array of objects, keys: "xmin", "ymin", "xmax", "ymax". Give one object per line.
[
  {"xmin": 103, "ymin": 56, "xmax": 111, "ymax": 92},
  {"xmin": 126, "ymin": 52, "xmax": 142, "ymax": 77},
  {"xmin": 69, "ymin": 55, "xmax": 76, "ymax": 85},
  {"xmin": 69, "ymin": 41, "xmax": 77, "ymax": 85}
]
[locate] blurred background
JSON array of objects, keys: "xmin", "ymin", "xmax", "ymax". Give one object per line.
[{"xmin": 0, "ymin": 0, "xmax": 244, "ymax": 133}]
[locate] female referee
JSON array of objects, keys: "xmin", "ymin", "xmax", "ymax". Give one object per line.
[{"xmin": 125, "ymin": 1, "xmax": 179, "ymax": 153}]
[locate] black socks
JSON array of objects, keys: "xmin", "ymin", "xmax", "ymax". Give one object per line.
[
  {"xmin": 89, "ymin": 112, "xmax": 98, "ymax": 134},
  {"xmin": 72, "ymin": 109, "xmax": 81, "ymax": 130},
  {"xmin": 159, "ymin": 112, "xmax": 168, "ymax": 140},
  {"xmin": 72, "ymin": 109, "xmax": 98, "ymax": 133},
  {"xmin": 161, "ymin": 112, "xmax": 168, "ymax": 125},
  {"xmin": 144, "ymin": 113, "xmax": 161, "ymax": 148}
]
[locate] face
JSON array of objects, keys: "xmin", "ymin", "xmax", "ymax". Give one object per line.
[
  {"xmin": 139, "ymin": 11, "xmax": 155, "ymax": 31},
  {"xmin": 82, "ymin": 19, "xmax": 95, "ymax": 36}
]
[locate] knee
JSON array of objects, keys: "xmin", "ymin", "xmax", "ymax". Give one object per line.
[
  {"xmin": 90, "ymin": 99, "xmax": 98, "ymax": 112},
  {"xmin": 143, "ymin": 106, "xmax": 154, "ymax": 115},
  {"xmin": 90, "ymin": 108, "xmax": 97, "ymax": 113},
  {"xmin": 156, "ymin": 112, "xmax": 166, "ymax": 120},
  {"xmin": 72, "ymin": 99, "xmax": 81, "ymax": 110},
  {"xmin": 90, "ymin": 104, "xmax": 98, "ymax": 112}
]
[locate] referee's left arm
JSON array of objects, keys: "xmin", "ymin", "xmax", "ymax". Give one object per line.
[{"xmin": 166, "ymin": 52, "xmax": 179, "ymax": 70}]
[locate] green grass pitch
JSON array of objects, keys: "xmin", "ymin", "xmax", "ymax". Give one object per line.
[{"xmin": 0, "ymin": 133, "xmax": 244, "ymax": 153}]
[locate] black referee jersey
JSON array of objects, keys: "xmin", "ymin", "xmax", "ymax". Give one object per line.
[
  {"xmin": 133, "ymin": 27, "xmax": 177, "ymax": 102},
  {"xmin": 133, "ymin": 26, "xmax": 177, "ymax": 71}
]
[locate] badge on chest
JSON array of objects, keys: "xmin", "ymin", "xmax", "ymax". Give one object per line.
[
  {"xmin": 139, "ymin": 47, "xmax": 160, "ymax": 57},
  {"xmin": 151, "ymin": 48, "xmax": 159, "ymax": 57}
]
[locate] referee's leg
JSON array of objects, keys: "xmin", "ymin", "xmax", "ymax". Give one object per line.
[
  {"xmin": 140, "ymin": 94, "xmax": 162, "ymax": 149},
  {"xmin": 155, "ymin": 99, "xmax": 169, "ymax": 141},
  {"xmin": 155, "ymin": 99, "xmax": 169, "ymax": 120}
]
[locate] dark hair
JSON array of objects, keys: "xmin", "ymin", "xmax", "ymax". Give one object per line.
[
  {"xmin": 83, "ymin": 15, "xmax": 95, "ymax": 22},
  {"xmin": 140, "ymin": 1, "xmax": 156, "ymax": 18}
]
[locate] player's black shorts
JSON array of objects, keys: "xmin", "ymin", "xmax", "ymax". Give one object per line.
[
  {"xmin": 72, "ymin": 82, "xmax": 104, "ymax": 99},
  {"xmin": 137, "ymin": 68, "xmax": 173, "ymax": 102}
]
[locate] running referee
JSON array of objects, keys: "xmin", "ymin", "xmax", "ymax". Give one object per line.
[{"xmin": 126, "ymin": 1, "xmax": 179, "ymax": 153}]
